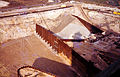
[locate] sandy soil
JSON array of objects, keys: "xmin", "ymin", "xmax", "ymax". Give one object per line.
[{"xmin": 0, "ymin": 34, "xmax": 76, "ymax": 77}]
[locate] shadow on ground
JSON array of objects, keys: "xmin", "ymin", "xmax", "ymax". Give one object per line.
[{"xmin": 32, "ymin": 57, "xmax": 78, "ymax": 77}]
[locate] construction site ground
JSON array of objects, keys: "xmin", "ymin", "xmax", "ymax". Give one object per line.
[
  {"xmin": 0, "ymin": 0, "xmax": 120, "ymax": 77},
  {"xmin": 0, "ymin": 34, "xmax": 76, "ymax": 77},
  {"xmin": 0, "ymin": 0, "xmax": 120, "ymax": 11}
]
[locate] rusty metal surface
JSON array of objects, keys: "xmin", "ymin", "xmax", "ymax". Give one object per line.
[
  {"xmin": 96, "ymin": 58, "xmax": 120, "ymax": 77},
  {"xmin": 17, "ymin": 24, "xmax": 103, "ymax": 77},
  {"xmin": 36, "ymin": 24, "xmax": 72, "ymax": 60},
  {"xmin": 35, "ymin": 24, "xmax": 101, "ymax": 77}
]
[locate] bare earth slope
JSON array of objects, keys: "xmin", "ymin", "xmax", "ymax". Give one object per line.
[{"xmin": 0, "ymin": 34, "xmax": 76, "ymax": 77}]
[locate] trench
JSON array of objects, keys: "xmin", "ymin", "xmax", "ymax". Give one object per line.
[
  {"xmin": 0, "ymin": 3, "xmax": 89, "ymax": 77},
  {"xmin": 0, "ymin": 1, "xmax": 120, "ymax": 77}
]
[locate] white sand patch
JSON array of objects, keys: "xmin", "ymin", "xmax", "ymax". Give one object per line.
[
  {"xmin": 0, "ymin": 0, "xmax": 9, "ymax": 8},
  {"xmin": 48, "ymin": 0, "xmax": 54, "ymax": 2},
  {"xmin": 56, "ymin": 23, "xmax": 90, "ymax": 39}
]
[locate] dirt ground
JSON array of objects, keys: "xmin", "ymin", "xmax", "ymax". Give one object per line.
[
  {"xmin": 0, "ymin": 34, "xmax": 76, "ymax": 77},
  {"xmin": 0, "ymin": 0, "xmax": 119, "ymax": 76},
  {"xmin": 0, "ymin": 0, "xmax": 119, "ymax": 11}
]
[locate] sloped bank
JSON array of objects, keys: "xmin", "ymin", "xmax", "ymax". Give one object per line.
[
  {"xmin": 0, "ymin": 2, "xmax": 120, "ymax": 44},
  {"xmin": 0, "ymin": 2, "xmax": 120, "ymax": 77}
]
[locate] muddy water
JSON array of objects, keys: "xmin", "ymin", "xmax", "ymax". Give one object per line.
[{"xmin": 0, "ymin": 34, "xmax": 76, "ymax": 77}]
